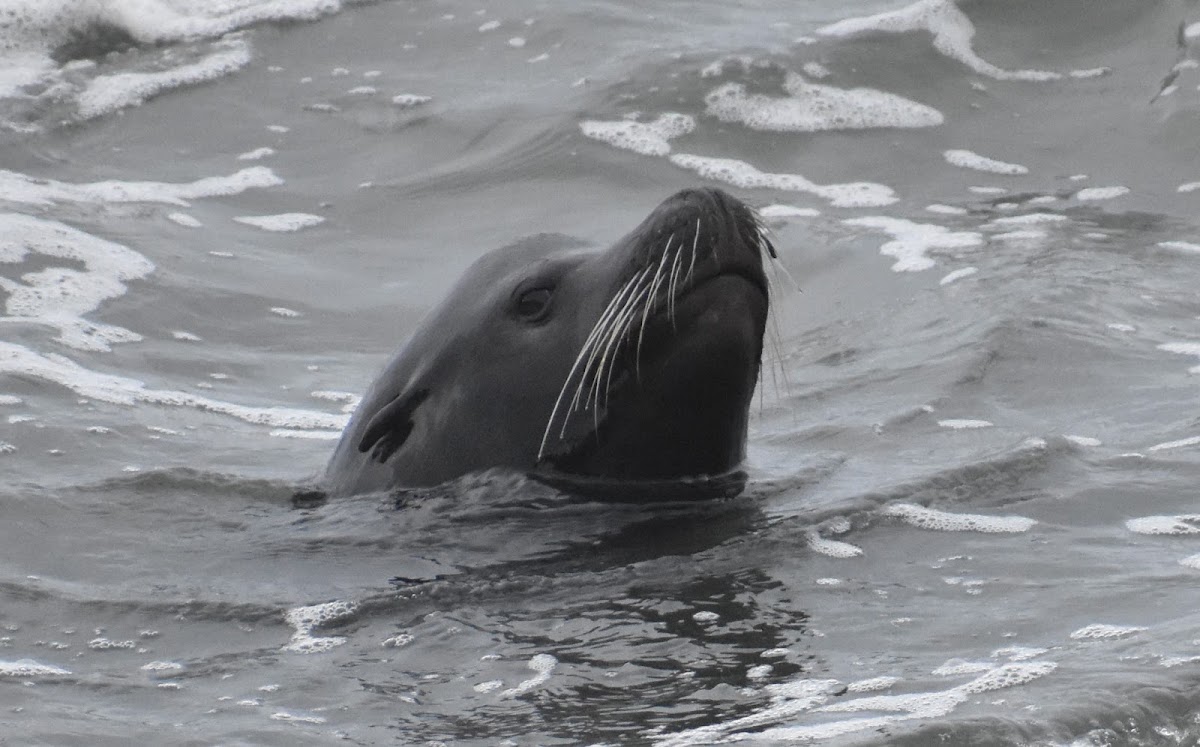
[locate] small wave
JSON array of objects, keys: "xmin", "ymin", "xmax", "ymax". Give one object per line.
[
  {"xmin": 0, "ymin": 165, "xmax": 281, "ymax": 207},
  {"xmin": 0, "ymin": 0, "xmax": 363, "ymax": 128},
  {"xmin": 0, "ymin": 341, "xmax": 348, "ymax": 431},
  {"xmin": 82, "ymin": 465, "xmax": 303, "ymax": 502},
  {"xmin": 816, "ymin": 0, "xmax": 1061, "ymax": 82}
]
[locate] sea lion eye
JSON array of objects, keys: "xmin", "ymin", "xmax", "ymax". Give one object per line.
[{"xmin": 515, "ymin": 287, "xmax": 553, "ymax": 321}]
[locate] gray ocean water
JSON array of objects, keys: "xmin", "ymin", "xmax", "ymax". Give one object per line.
[{"xmin": 2, "ymin": 0, "xmax": 1200, "ymax": 744}]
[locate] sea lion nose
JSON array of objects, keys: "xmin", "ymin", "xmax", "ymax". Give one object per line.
[{"xmin": 670, "ymin": 187, "xmax": 733, "ymax": 211}]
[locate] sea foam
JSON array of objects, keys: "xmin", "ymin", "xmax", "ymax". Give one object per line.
[
  {"xmin": 703, "ymin": 72, "xmax": 943, "ymax": 132},
  {"xmin": 843, "ymin": 216, "xmax": 983, "ymax": 271},
  {"xmin": 817, "ymin": 0, "xmax": 1060, "ymax": 81}
]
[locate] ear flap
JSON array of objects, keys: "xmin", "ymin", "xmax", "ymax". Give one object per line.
[{"xmin": 357, "ymin": 388, "xmax": 430, "ymax": 464}]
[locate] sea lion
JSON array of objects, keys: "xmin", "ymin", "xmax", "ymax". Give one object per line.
[{"xmin": 323, "ymin": 187, "xmax": 774, "ymax": 498}]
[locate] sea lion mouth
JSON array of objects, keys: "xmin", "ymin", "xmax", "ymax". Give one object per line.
[{"xmin": 535, "ymin": 187, "xmax": 774, "ymax": 477}]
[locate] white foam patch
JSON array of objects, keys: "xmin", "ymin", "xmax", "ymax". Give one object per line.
[
  {"xmin": 1069, "ymin": 624, "xmax": 1146, "ymax": 640},
  {"xmin": 269, "ymin": 306, "xmax": 302, "ymax": 318},
  {"xmin": 1178, "ymin": 182, "xmax": 1200, "ymax": 193},
  {"xmin": 843, "ymin": 217, "xmax": 982, "ymax": 271},
  {"xmin": 703, "ymin": 72, "xmax": 943, "ymax": 133},
  {"xmin": 0, "ymin": 341, "xmax": 347, "ymax": 430},
  {"xmin": 237, "ymin": 147, "xmax": 275, "ymax": 161},
  {"xmin": 883, "ymin": 503, "xmax": 1036, "ymax": 533},
  {"xmin": 0, "ymin": 659, "xmax": 71, "ymax": 677},
  {"xmin": 926, "ymin": 204, "xmax": 967, "ymax": 215},
  {"xmin": 654, "ymin": 662, "xmax": 1055, "ymax": 746},
  {"xmin": 939, "ymin": 267, "xmax": 977, "ymax": 285},
  {"xmin": 1125, "ymin": 515, "xmax": 1200, "ymax": 536},
  {"xmin": 0, "ymin": 213, "xmax": 153, "ymax": 352},
  {"xmin": 992, "ymin": 646, "xmax": 1048, "ymax": 662},
  {"xmin": 990, "ymin": 212, "xmax": 1067, "ymax": 226},
  {"xmin": 673, "ymin": 155, "xmax": 897, "ymax": 207},
  {"xmin": 166, "ymin": 212, "xmax": 201, "ymax": 227},
  {"xmin": 0, "ymin": 395, "xmax": 21, "ymax": 405},
  {"xmin": 932, "ymin": 659, "xmax": 993, "ymax": 676},
  {"xmin": 1064, "ymin": 435, "xmax": 1101, "ymax": 447},
  {"xmin": 1074, "ymin": 186, "xmax": 1129, "ymax": 201},
  {"xmin": 1157, "ymin": 241, "xmax": 1200, "ymax": 254},
  {"xmin": 1148, "ymin": 435, "xmax": 1200, "ymax": 452},
  {"xmin": 747, "ymin": 664, "xmax": 773, "ymax": 680},
  {"xmin": 271, "ymin": 711, "xmax": 327, "ymax": 724},
  {"xmin": 943, "ymin": 150, "xmax": 1028, "ymax": 175},
  {"xmin": 1107, "ymin": 323, "xmax": 1135, "ymax": 333},
  {"xmin": 269, "ymin": 428, "xmax": 341, "ymax": 440},
  {"xmin": 992, "ymin": 229, "xmax": 1047, "ymax": 243},
  {"xmin": 806, "ymin": 530, "xmax": 863, "ymax": 558},
  {"xmin": 938, "ymin": 418, "xmax": 993, "ymax": 429},
  {"xmin": 759, "ymin": 204, "xmax": 820, "ymax": 219},
  {"xmin": 234, "ymin": 213, "xmax": 324, "ymax": 232},
  {"xmin": 283, "ymin": 600, "xmax": 358, "ymax": 654},
  {"xmin": 847, "ymin": 676, "xmax": 899, "ymax": 692},
  {"xmin": 0, "ymin": 166, "xmax": 281, "ymax": 207},
  {"xmin": 382, "ymin": 94, "xmax": 428, "ymax": 112},
  {"xmin": 1158, "ymin": 342, "xmax": 1200, "ymax": 358},
  {"xmin": 579, "ymin": 113, "xmax": 695, "ymax": 157},
  {"xmin": 817, "ymin": 0, "xmax": 1060, "ymax": 81},
  {"xmin": 78, "ymin": 38, "xmax": 252, "ymax": 119},
  {"xmin": 89, "ymin": 637, "xmax": 135, "ymax": 650},
  {"xmin": 141, "ymin": 660, "xmax": 184, "ymax": 672},
  {"xmin": 499, "ymin": 653, "xmax": 557, "ymax": 697},
  {"xmin": 796, "ymin": 62, "xmax": 828, "ymax": 79},
  {"xmin": 969, "ymin": 186, "xmax": 1007, "ymax": 195},
  {"xmin": 1180, "ymin": 554, "xmax": 1200, "ymax": 570}
]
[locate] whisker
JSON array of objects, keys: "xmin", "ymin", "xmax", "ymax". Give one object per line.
[
  {"xmin": 685, "ymin": 218, "xmax": 700, "ymax": 286},
  {"xmin": 576, "ymin": 270, "xmax": 649, "ymax": 436},
  {"xmin": 636, "ymin": 236, "xmax": 674, "ymax": 381},
  {"xmin": 667, "ymin": 236, "xmax": 684, "ymax": 329},
  {"xmin": 540, "ymin": 269, "xmax": 644, "ymax": 459},
  {"xmin": 590, "ymin": 267, "xmax": 653, "ymax": 419}
]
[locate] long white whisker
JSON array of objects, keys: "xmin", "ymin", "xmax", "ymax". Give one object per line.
[
  {"xmin": 685, "ymin": 218, "xmax": 701, "ymax": 286},
  {"xmin": 594, "ymin": 268, "xmax": 654, "ymax": 414},
  {"xmin": 667, "ymin": 238, "xmax": 684, "ymax": 329},
  {"xmin": 569, "ymin": 270, "xmax": 644, "ymax": 417},
  {"xmin": 539, "ymin": 270, "xmax": 646, "ymax": 459},
  {"xmin": 635, "ymin": 237, "xmax": 674, "ymax": 382}
]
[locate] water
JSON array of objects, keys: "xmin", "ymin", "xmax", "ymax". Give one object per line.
[{"xmin": 2, "ymin": 0, "xmax": 1200, "ymax": 743}]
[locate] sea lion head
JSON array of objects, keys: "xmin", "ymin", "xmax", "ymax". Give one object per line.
[{"xmin": 324, "ymin": 187, "xmax": 774, "ymax": 497}]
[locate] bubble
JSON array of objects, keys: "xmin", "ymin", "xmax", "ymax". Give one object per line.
[
  {"xmin": 943, "ymin": 149, "xmax": 1028, "ymax": 175},
  {"xmin": 883, "ymin": 503, "xmax": 1036, "ymax": 533},
  {"xmin": 579, "ymin": 113, "xmax": 695, "ymax": 157},
  {"xmin": 233, "ymin": 213, "xmax": 324, "ymax": 232}
]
